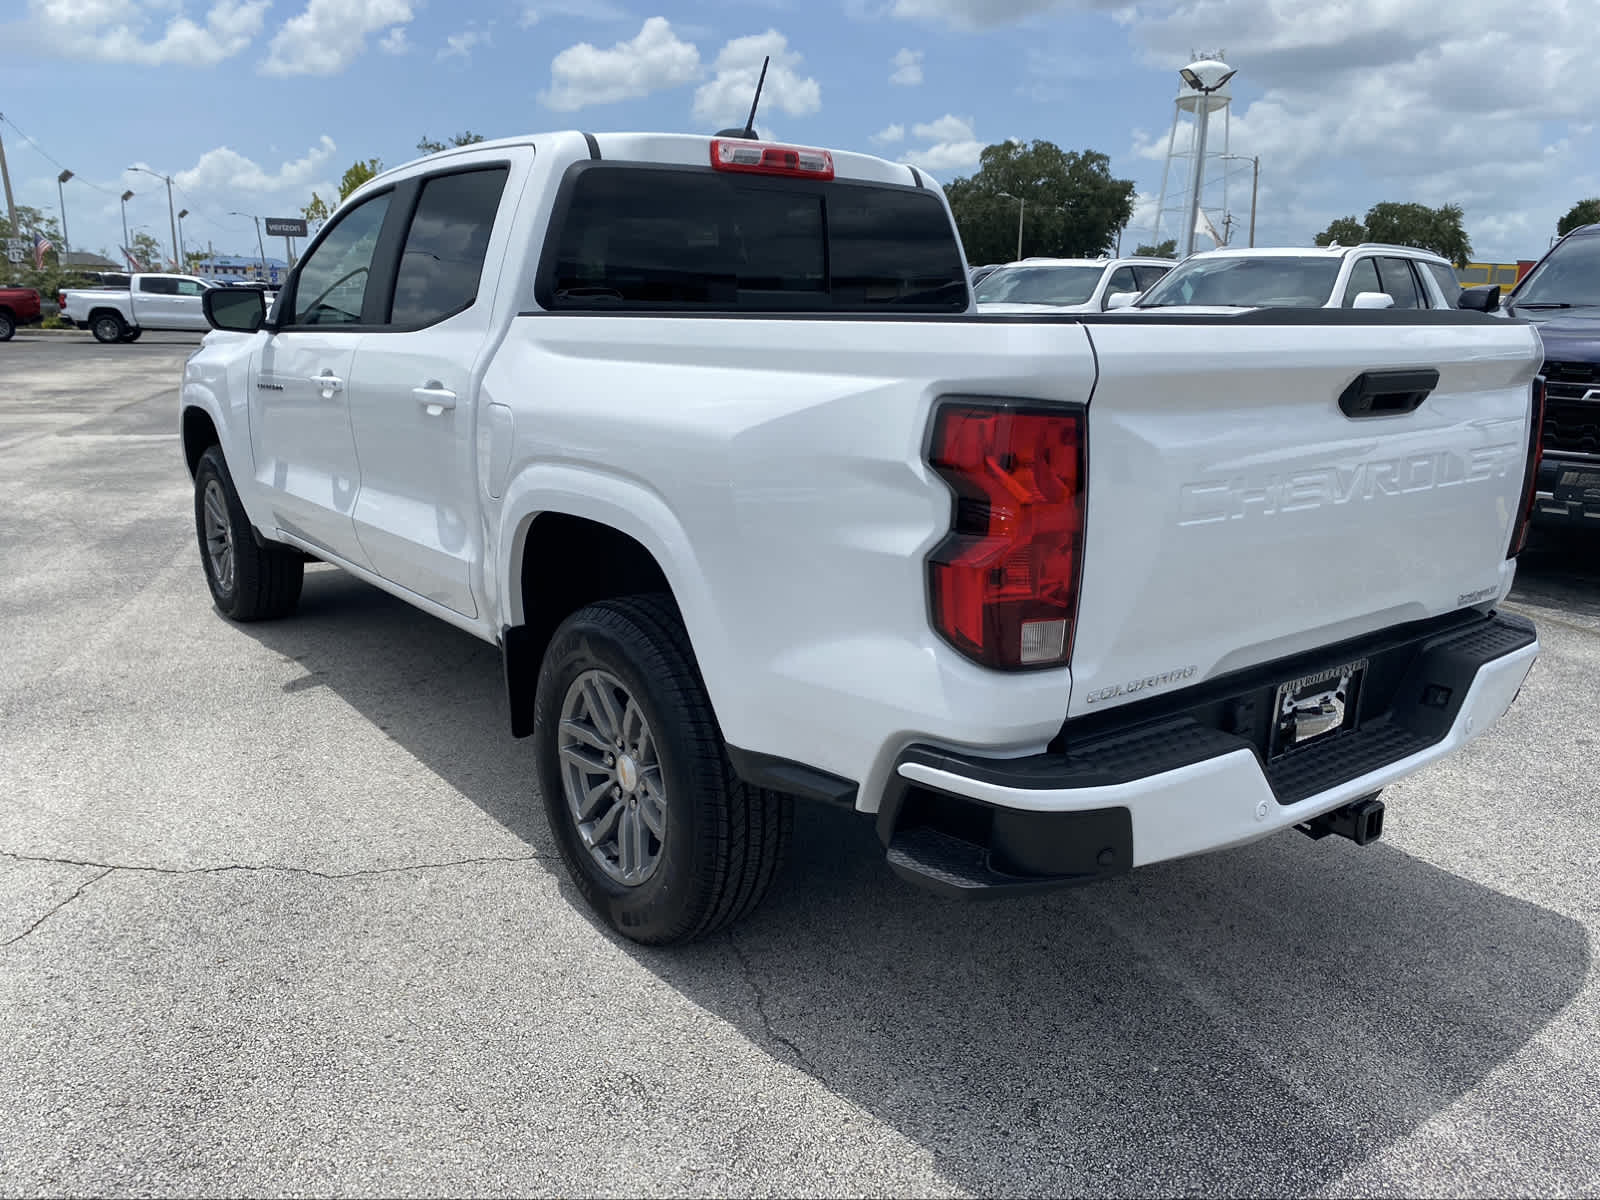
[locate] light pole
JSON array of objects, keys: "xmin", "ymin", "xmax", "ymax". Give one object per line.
[
  {"xmin": 1222, "ymin": 154, "xmax": 1259, "ymax": 247},
  {"xmin": 230, "ymin": 211, "xmax": 268, "ymax": 278},
  {"xmin": 1178, "ymin": 58, "xmax": 1237, "ymax": 258},
  {"xmin": 56, "ymin": 169, "xmax": 73, "ymax": 253},
  {"xmin": 998, "ymin": 191, "xmax": 1026, "ymax": 260},
  {"xmin": 177, "ymin": 208, "xmax": 188, "ymax": 272},
  {"xmin": 119, "ymin": 190, "xmax": 134, "ymax": 265},
  {"xmin": 128, "ymin": 165, "xmax": 180, "ymax": 271}
]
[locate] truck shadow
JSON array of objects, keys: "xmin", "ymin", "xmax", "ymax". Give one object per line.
[{"xmin": 243, "ymin": 568, "xmax": 1590, "ymax": 1197}]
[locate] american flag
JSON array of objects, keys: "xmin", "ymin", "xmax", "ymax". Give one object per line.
[{"xmin": 33, "ymin": 231, "xmax": 53, "ymax": 269}]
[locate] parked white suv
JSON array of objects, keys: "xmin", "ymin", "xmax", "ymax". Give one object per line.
[
  {"xmin": 181, "ymin": 131, "xmax": 1542, "ymax": 945},
  {"xmin": 974, "ymin": 256, "xmax": 1176, "ymax": 312},
  {"xmin": 1130, "ymin": 244, "xmax": 1495, "ymax": 312}
]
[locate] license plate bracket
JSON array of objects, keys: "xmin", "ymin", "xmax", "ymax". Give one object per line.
[{"xmin": 1269, "ymin": 658, "xmax": 1367, "ymax": 759}]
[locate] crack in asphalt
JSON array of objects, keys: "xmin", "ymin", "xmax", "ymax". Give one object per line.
[
  {"xmin": 727, "ymin": 930, "xmax": 821, "ymax": 1077},
  {"xmin": 1, "ymin": 867, "xmax": 113, "ymax": 948},
  {"xmin": 0, "ymin": 849, "xmax": 553, "ymax": 883}
]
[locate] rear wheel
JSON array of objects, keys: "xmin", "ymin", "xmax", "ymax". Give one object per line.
[
  {"xmin": 533, "ymin": 594, "xmax": 792, "ymax": 945},
  {"xmin": 118, "ymin": 328, "xmax": 142, "ymax": 343},
  {"xmin": 193, "ymin": 445, "xmax": 303, "ymax": 621},
  {"xmin": 91, "ymin": 312, "xmax": 126, "ymax": 344},
  {"xmin": 0, "ymin": 310, "xmax": 14, "ymax": 341}
]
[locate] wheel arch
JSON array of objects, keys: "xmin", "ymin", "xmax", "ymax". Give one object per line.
[{"xmin": 182, "ymin": 404, "xmax": 221, "ymax": 477}]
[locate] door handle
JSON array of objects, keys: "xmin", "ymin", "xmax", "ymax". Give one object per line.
[
  {"xmin": 413, "ymin": 382, "xmax": 457, "ymax": 414},
  {"xmin": 1338, "ymin": 369, "xmax": 1438, "ymax": 418},
  {"xmin": 311, "ymin": 371, "xmax": 344, "ymax": 396}
]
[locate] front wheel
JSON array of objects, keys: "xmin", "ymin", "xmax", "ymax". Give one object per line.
[
  {"xmin": 119, "ymin": 328, "xmax": 142, "ymax": 343},
  {"xmin": 193, "ymin": 445, "xmax": 304, "ymax": 621},
  {"xmin": 533, "ymin": 595, "xmax": 792, "ymax": 945},
  {"xmin": 91, "ymin": 313, "xmax": 126, "ymax": 344}
]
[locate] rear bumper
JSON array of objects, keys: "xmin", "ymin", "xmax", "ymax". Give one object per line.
[
  {"xmin": 1534, "ymin": 454, "xmax": 1600, "ymax": 526},
  {"xmin": 879, "ymin": 610, "xmax": 1537, "ymax": 897}
]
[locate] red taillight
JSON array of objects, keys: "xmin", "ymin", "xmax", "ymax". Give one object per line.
[
  {"xmin": 927, "ymin": 402, "xmax": 1087, "ymax": 670},
  {"xmin": 57, "ymin": 292, "xmax": 66, "ymax": 309},
  {"xmin": 710, "ymin": 138, "xmax": 834, "ymax": 180},
  {"xmin": 1508, "ymin": 375, "xmax": 1546, "ymax": 558}
]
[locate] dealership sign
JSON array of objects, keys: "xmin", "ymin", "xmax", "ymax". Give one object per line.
[{"xmin": 264, "ymin": 218, "xmax": 308, "ymax": 238}]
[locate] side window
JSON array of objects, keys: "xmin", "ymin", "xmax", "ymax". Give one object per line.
[
  {"xmin": 176, "ymin": 280, "xmax": 205, "ymax": 297},
  {"xmin": 1423, "ymin": 262, "xmax": 1461, "ymax": 309},
  {"xmin": 139, "ymin": 277, "xmax": 177, "ymax": 295},
  {"xmin": 1102, "ymin": 266, "xmax": 1138, "ymax": 307},
  {"xmin": 1132, "ymin": 265, "xmax": 1169, "ymax": 290},
  {"xmin": 1376, "ymin": 257, "xmax": 1423, "ymax": 309},
  {"xmin": 1342, "ymin": 257, "xmax": 1382, "ymax": 306},
  {"xmin": 290, "ymin": 192, "xmax": 392, "ymax": 326},
  {"xmin": 390, "ymin": 166, "xmax": 510, "ymax": 328}
]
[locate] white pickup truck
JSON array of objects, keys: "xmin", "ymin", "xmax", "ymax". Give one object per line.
[
  {"xmin": 60, "ymin": 273, "xmax": 213, "ymax": 343},
  {"xmin": 181, "ymin": 131, "xmax": 1545, "ymax": 945}
]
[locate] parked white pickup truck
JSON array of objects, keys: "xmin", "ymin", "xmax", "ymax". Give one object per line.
[
  {"xmin": 59, "ymin": 273, "xmax": 213, "ymax": 343},
  {"xmin": 181, "ymin": 131, "xmax": 1545, "ymax": 945}
]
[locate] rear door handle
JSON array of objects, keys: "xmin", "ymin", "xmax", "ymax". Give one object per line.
[
  {"xmin": 1338, "ymin": 369, "xmax": 1438, "ymax": 418},
  {"xmin": 413, "ymin": 383, "xmax": 457, "ymax": 414}
]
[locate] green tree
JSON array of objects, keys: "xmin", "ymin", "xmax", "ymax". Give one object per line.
[
  {"xmin": 338, "ymin": 158, "xmax": 383, "ymax": 202},
  {"xmin": 1314, "ymin": 203, "xmax": 1472, "ymax": 267},
  {"xmin": 943, "ymin": 140, "xmax": 1136, "ymax": 264},
  {"xmin": 129, "ymin": 231, "xmax": 164, "ymax": 270},
  {"xmin": 1557, "ymin": 197, "xmax": 1600, "ymax": 237},
  {"xmin": 1314, "ymin": 216, "xmax": 1368, "ymax": 248},
  {"xmin": 417, "ymin": 131, "xmax": 486, "ymax": 154},
  {"xmin": 301, "ymin": 191, "xmax": 331, "ymax": 233},
  {"xmin": 1135, "ymin": 239, "xmax": 1177, "ymax": 258}
]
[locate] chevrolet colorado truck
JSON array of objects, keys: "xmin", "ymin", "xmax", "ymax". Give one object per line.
[
  {"xmin": 181, "ymin": 131, "xmax": 1545, "ymax": 945},
  {"xmin": 60, "ymin": 272, "xmax": 212, "ymax": 343},
  {"xmin": 0, "ymin": 283, "xmax": 42, "ymax": 340}
]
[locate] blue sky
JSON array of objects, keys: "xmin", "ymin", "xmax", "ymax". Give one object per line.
[{"xmin": 2, "ymin": 0, "xmax": 1596, "ymax": 265}]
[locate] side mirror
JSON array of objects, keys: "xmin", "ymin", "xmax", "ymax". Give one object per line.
[
  {"xmin": 1105, "ymin": 291, "xmax": 1141, "ymax": 310},
  {"xmin": 203, "ymin": 286, "xmax": 266, "ymax": 333},
  {"xmin": 1458, "ymin": 284, "xmax": 1501, "ymax": 313},
  {"xmin": 1352, "ymin": 291, "xmax": 1395, "ymax": 310}
]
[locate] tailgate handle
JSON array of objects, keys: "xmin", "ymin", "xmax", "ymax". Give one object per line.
[{"xmin": 1339, "ymin": 369, "xmax": 1439, "ymax": 419}]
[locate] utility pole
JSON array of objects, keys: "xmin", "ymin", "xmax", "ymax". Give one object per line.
[
  {"xmin": 120, "ymin": 191, "xmax": 134, "ymax": 265},
  {"xmin": 0, "ymin": 117, "xmax": 17, "ymax": 235},
  {"xmin": 128, "ymin": 165, "xmax": 180, "ymax": 270},
  {"xmin": 231, "ymin": 211, "xmax": 267, "ymax": 278},
  {"xmin": 1222, "ymin": 154, "xmax": 1260, "ymax": 247},
  {"xmin": 1221, "ymin": 212, "xmax": 1234, "ymax": 246},
  {"xmin": 177, "ymin": 208, "xmax": 188, "ymax": 271}
]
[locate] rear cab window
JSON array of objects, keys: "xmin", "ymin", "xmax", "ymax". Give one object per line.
[{"xmin": 537, "ymin": 164, "xmax": 967, "ymax": 313}]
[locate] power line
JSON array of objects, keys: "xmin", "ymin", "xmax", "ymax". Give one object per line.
[{"xmin": 0, "ymin": 112, "xmax": 117, "ymax": 195}]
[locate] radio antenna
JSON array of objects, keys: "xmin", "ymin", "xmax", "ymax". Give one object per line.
[{"xmin": 742, "ymin": 56, "xmax": 770, "ymax": 139}]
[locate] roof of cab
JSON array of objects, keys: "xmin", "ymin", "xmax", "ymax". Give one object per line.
[{"xmin": 366, "ymin": 131, "xmax": 931, "ymax": 193}]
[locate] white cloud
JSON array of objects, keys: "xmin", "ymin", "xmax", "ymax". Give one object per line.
[
  {"xmin": 169, "ymin": 135, "xmax": 338, "ymax": 195},
  {"xmin": 692, "ymin": 30, "xmax": 822, "ymax": 127},
  {"xmin": 889, "ymin": 47, "xmax": 923, "ymax": 85},
  {"xmin": 871, "ymin": 123, "xmax": 906, "ymax": 145},
  {"xmin": 540, "ymin": 16, "xmax": 701, "ymax": 111},
  {"xmin": 379, "ymin": 25, "xmax": 408, "ymax": 53},
  {"xmin": 23, "ymin": 0, "xmax": 269, "ymax": 66},
  {"xmin": 1118, "ymin": 0, "xmax": 1600, "ymax": 258},
  {"xmin": 889, "ymin": 0, "xmax": 1077, "ymax": 28},
  {"xmin": 899, "ymin": 114, "xmax": 983, "ymax": 171},
  {"xmin": 520, "ymin": 0, "xmax": 629, "ymax": 27},
  {"xmin": 439, "ymin": 28, "xmax": 490, "ymax": 61},
  {"xmin": 260, "ymin": 0, "xmax": 414, "ymax": 77}
]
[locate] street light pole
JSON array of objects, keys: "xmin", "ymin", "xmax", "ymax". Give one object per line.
[
  {"xmin": 998, "ymin": 191, "xmax": 1026, "ymax": 260},
  {"xmin": 119, "ymin": 190, "xmax": 134, "ymax": 267},
  {"xmin": 1223, "ymin": 154, "xmax": 1260, "ymax": 247},
  {"xmin": 1178, "ymin": 59, "xmax": 1237, "ymax": 258},
  {"xmin": 232, "ymin": 211, "xmax": 268, "ymax": 278},
  {"xmin": 177, "ymin": 208, "xmax": 188, "ymax": 272},
  {"xmin": 56, "ymin": 169, "xmax": 73, "ymax": 253},
  {"xmin": 128, "ymin": 165, "xmax": 180, "ymax": 270}
]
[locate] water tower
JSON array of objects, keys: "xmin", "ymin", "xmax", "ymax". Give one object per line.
[{"xmin": 1149, "ymin": 53, "xmax": 1236, "ymax": 255}]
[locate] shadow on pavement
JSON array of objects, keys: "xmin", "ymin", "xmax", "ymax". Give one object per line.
[
  {"xmin": 243, "ymin": 567, "xmax": 1591, "ymax": 1197},
  {"xmin": 1512, "ymin": 525, "xmax": 1600, "ymax": 617}
]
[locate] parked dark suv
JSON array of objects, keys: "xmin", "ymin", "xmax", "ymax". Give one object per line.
[{"xmin": 1505, "ymin": 223, "xmax": 1600, "ymax": 527}]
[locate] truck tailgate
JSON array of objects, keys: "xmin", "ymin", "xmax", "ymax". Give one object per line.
[{"xmin": 1067, "ymin": 315, "xmax": 1541, "ymax": 719}]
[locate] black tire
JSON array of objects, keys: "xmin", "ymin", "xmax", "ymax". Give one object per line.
[
  {"xmin": 119, "ymin": 328, "xmax": 142, "ymax": 343},
  {"xmin": 193, "ymin": 445, "xmax": 303, "ymax": 621},
  {"xmin": 533, "ymin": 594, "xmax": 792, "ymax": 945},
  {"xmin": 0, "ymin": 310, "xmax": 14, "ymax": 341},
  {"xmin": 90, "ymin": 312, "xmax": 126, "ymax": 344}
]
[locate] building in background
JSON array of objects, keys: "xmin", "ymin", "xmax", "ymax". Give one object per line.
[
  {"xmin": 1456, "ymin": 261, "xmax": 1536, "ymax": 290},
  {"xmin": 192, "ymin": 253, "xmax": 291, "ymax": 285}
]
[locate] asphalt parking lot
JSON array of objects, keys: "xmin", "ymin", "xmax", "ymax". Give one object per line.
[{"xmin": 2, "ymin": 330, "xmax": 1599, "ymax": 1197}]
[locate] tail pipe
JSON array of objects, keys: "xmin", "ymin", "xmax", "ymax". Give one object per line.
[{"xmin": 1296, "ymin": 792, "xmax": 1385, "ymax": 846}]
